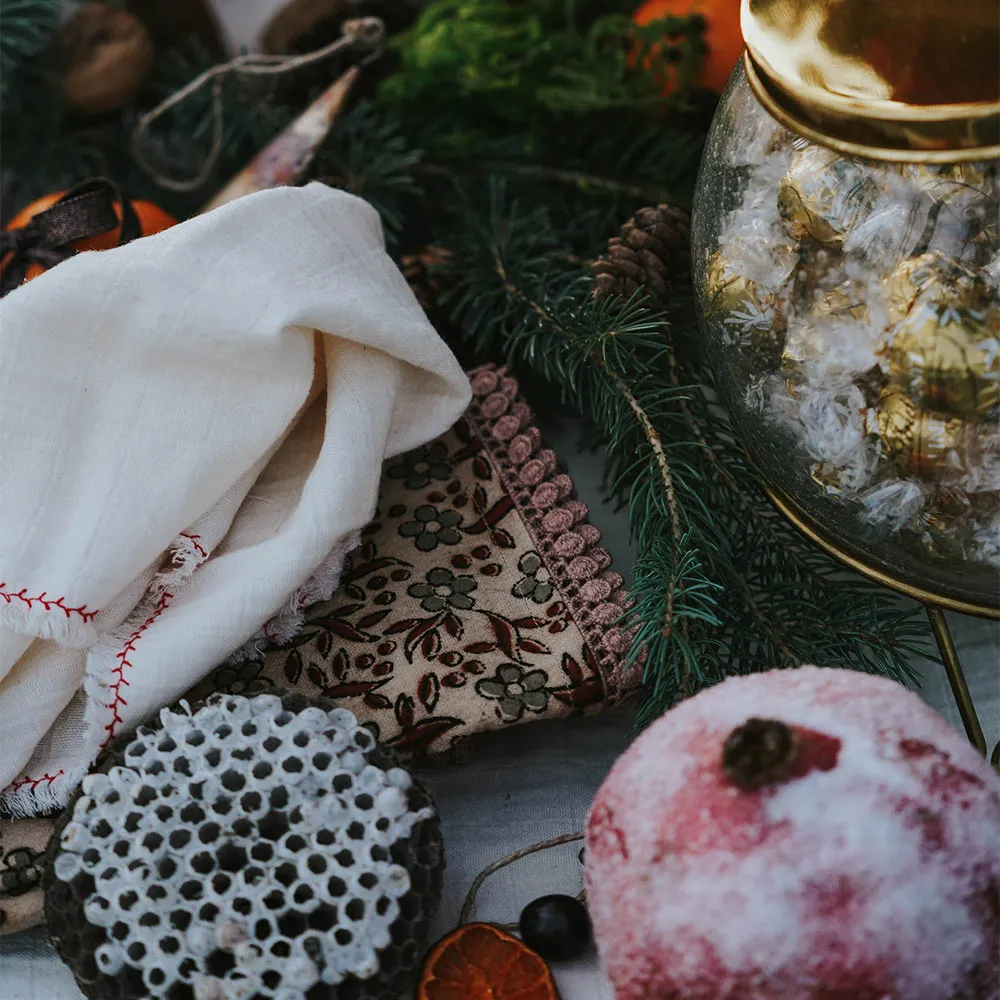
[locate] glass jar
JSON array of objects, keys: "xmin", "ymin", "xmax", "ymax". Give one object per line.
[{"xmin": 692, "ymin": 0, "xmax": 1000, "ymax": 610}]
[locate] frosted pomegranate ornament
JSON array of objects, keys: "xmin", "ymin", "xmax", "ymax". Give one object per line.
[{"xmin": 584, "ymin": 667, "xmax": 999, "ymax": 1000}]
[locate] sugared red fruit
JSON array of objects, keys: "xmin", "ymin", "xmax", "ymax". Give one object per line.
[
  {"xmin": 585, "ymin": 667, "xmax": 1000, "ymax": 1000},
  {"xmin": 519, "ymin": 894, "xmax": 592, "ymax": 961},
  {"xmin": 418, "ymin": 923, "xmax": 559, "ymax": 1000},
  {"xmin": 633, "ymin": 0, "xmax": 743, "ymax": 94}
]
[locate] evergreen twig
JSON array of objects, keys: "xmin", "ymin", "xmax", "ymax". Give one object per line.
[{"xmin": 436, "ymin": 187, "xmax": 931, "ymax": 724}]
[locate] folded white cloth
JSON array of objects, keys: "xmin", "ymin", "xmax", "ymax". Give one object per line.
[{"xmin": 0, "ymin": 183, "xmax": 470, "ymax": 816}]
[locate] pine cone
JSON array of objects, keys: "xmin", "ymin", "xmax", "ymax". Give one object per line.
[
  {"xmin": 591, "ymin": 204, "xmax": 691, "ymax": 309},
  {"xmin": 402, "ymin": 245, "xmax": 452, "ymax": 312}
]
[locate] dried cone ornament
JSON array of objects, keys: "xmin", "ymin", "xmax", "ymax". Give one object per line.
[{"xmin": 591, "ymin": 204, "xmax": 691, "ymax": 309}]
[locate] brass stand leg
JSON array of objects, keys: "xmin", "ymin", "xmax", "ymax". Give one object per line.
[{"xmin": 926, "ymin": 604, "xmax": 987, "ymax": 756}]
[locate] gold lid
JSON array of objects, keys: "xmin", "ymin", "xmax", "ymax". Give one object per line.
[{"xmin": 741, "ymin": 0, "xmax": 1000, "ymax": 162}]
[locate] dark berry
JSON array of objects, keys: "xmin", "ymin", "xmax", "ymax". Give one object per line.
[{"xmin": 519, "ymin": 894, "xmax": 591, "ymax": 961}]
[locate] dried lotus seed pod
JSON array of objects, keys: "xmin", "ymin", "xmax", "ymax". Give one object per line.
[{"xmin": 44, "ymin": 693, "xmax": 444, "ymax": 1000}]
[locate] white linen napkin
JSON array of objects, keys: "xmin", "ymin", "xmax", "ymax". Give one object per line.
[{"xmin": 0, "ymin": 182, "xmax": 471, "ymax": 816}]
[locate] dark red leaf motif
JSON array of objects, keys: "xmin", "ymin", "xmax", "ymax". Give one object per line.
[
  {"xmin": 491, "ymin": 528, "xmax": 516, "ymax": 549},
  {"xmin": 403, "ymin": 616, "xmax": 443, "ymax": 663},
  {"xmin": 311, "ymin": 619, "xmax": 371, "ymax": 642},
  {"xmin": 463, "ymin": 641, "xmax": 495, "ymax": 654},
  {"xmin": 420, "ymin": 630, "xmax": 441, "ymax": 660},
  {"xmin": 316, "ymin": 629, "xmax": 333, "ymax": 659},
  {"xmin": 266, "ymin": 629, "xmax": 321, "ymax": 652},
  {"xmin": 395, "ymin": 693, "xmax": 415, "ymax": 729},
  {"xmin": 384, "ymin": 617, "xmax": 426, "ymax": 635},
  {"xmin": 561, "ymin": 652, "xmax": 584, "ymax": 686},
  {"xmin": 343, "ymin": 557, "xmax": 412, "ymax": 586},
  {"xmin": 552, "ymin": 679, "xmax": 604, "ymax": 708},
  {"xmin": 385, "ymin": 717, "xmax": 463, "ymax": 755},
  {"xmin": 306, "ymin": 666, "xmax": 326, "ymax": 690},
  {"xmin": 443, "ymin": 613, "xmax": 464, "ymax": 639},
  {"xmin": 284, "ymin": 650, "xmax": 303, "ymax": 685},
  {"xmin": 342, "ymin": 584, "xmax": 366, "ymax": 601},
  {"xmin": 484, "ymin": 612, "xmax": 524, "ymax": 663},
  {"xmin": 548, "ymin": 621, "xmax": 569, "ymax": 634},
  {"xmin": 322, "ymin": 680, "xmax": 390, "ymax": 699},
  {"xmin": 441, "ymin": 672, "xmax": 466, "ymax": 688},
  {"xmin": 518, "ymin": 638, "xmax": 550, "ymax": 655},
  {"xmin": 357, "ymin": 609, "xmax": 390, "ymax": 629},
  {"xmin": 418, "ymin": 673, "xmax": 440, "ymax": 712},
  {"xmin": 464, "ymin": 495, "xmax": 516, "ymax": 534},
  {"xmin": 331, "ymin": 649, "xmax": 349, "ymax": 682},
  {"xmin": 453, "ymin": 417, "xmax": 473, "ymax": 443},
  {"xmin": 472, "ymin": 455, "xmax": 492, "ymax": 481},
  {"xmin": 361, "ymin": 540, "xmax": 377, "ymax": 560},
  {"xmin": 512, "ymin": 617, "xmax": 547, "ymax": 629},
  {"xmin": 327, "ymin": 603, "xmax": 364, "ymax": 618},
  {"xmin": 364, "ymin": 693, "xmax": 392, "ymax": 710}
]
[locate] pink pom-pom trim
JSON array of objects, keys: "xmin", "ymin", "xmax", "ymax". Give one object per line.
[{"xmin": 466, "ymin": 364, "xmax": 640, "ymax": 704}]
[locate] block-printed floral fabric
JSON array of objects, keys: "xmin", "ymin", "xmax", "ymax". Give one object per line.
[{"xmin": 194, "ymin": 365, "xmax": 638, "ymax": 758}]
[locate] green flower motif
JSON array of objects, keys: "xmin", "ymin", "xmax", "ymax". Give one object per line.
[
  {"xmin": 408, "ymin": 567, "xmax": 477, "ymax": 612},
  {"xmin": 0, "ymin": 847, "xmax": 45, "ymax": 897},
  {"xmin": 211, "ymin": 659, "xmax": 273, "ymax": 696},
  {"xmin": 387, "ymin": 441, "xmax": 452, "ymax": 490},
  {"xmin": 511, "ymin": 551, "xmax": 554, "ymax": 603},
  {"xmin": 399, "ymin": 505, "xmax": 463, "ymax": 551},
  {"xmin": 476, "ymin": 664, "xmax": 549, "ymax": 721}
]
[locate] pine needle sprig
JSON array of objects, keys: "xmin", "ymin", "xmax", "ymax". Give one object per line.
[{"xmin": 0, "ymin": 0, "xmax": 59, "ymax": 83}]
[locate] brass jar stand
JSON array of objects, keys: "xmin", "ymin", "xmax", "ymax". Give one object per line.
[{"xmin": 767, "ymin": 489, "xmax": 999, "ymax": 763}]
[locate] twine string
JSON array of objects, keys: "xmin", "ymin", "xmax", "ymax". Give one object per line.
[
  {"xmin": 459, "ymin": 831, "xmax": 586, "ymax": 929},
  {"xmin": 131, "ymin": 17, "xmax": 386, "ymax": 192}
]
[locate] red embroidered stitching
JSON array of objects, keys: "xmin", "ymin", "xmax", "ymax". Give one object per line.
[
  {"xmin": 4, "ymin": 770, "xmax": 65, "ymax": 794},
  {"xmin": 0, "ymin": 584, "xmax": 98, "ymax": 624},
  {"xmin": 101, "ymin": 591, "xmax": 173, "ymax": 750},
  {"xmin": 179, "ymin": 533, "xmax": 208, "ymax": 560}
]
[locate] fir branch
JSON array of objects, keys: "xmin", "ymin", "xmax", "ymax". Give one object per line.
[
  {"xmin": 0, "ymin": 0, "xmax": 58, "ymax": 77},
  {"xmin": 437, "ymin": 188, "xmax": 932, "ymax": 726},
  {"xmin": 313, "ymin": 102, "xmax": 424, "ymax": 241}
]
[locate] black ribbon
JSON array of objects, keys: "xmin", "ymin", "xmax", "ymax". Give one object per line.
[{"xmin": 1, "ymin": 178, "xmax": 143, "ymax": 297}]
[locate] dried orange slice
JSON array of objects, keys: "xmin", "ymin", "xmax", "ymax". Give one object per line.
[{"xmin": 418, "ymin": 923, "xmax": 561, "ymax": 1000}]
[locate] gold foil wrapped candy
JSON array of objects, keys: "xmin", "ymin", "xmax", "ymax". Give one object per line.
[
  {"xmin": 781, "ymin": 282, "xmax": 870, "ymax": 371},
  {"xmin": 884, "ymin": 252, "xmax": 987, "ymax": 322},
  {"xmin": 875, "ymin": 388, "xmax": 967, "ymax": 479},
  {"xmin": 880, "ymin": 253, "xmax": 1000, "ymax": 417},
  {"xmin": 777, "ymin": 145, "xmax": 878, "ymax": 247},
  {"xmin": 881, "ymin": 300, "xmax": 1000, "ymax": 417},
  {"xmin": 705, "ymin": 250, "xmax": 789, "ymax": 367}
]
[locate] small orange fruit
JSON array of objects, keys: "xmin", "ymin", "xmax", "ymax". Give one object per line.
[
  {"xmin": 418, "ymin": 923, "xmax": 561, "ymax": 1000},
  {"xmin": 4, "ymin": 191, "xmax": 176, "ymax": 283},
  {"xmin": 633, "ymin": 0, "xmax": 744, "ymax": 94}
]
